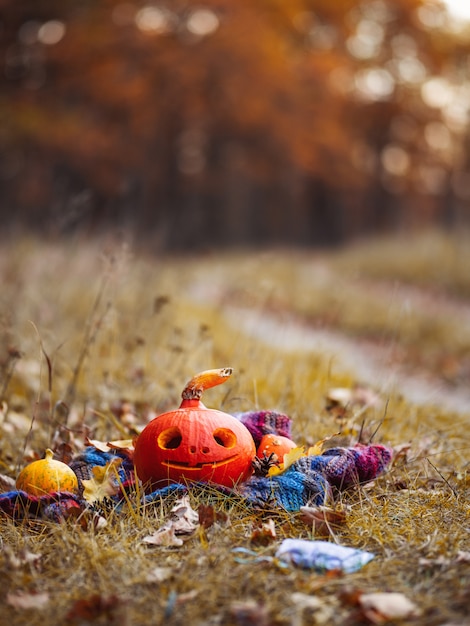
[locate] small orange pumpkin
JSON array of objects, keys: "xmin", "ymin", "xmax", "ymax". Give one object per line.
[
  {"xmin": 257, "ymin": 434, "xmax": 297, "ymax": 463},
  {"xmin": 16, "ymin": 448, "xmax": 79, "ymax": 496},
  {"xmin": 133, "ymin": 368, "xmax": 256, "ymax": 491}
]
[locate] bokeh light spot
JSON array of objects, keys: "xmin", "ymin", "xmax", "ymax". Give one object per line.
[
  {"xmin": 37, "ymin": 20, "xmax": 66, "ymax": 45},
  {"xmin": 186, "ymin": 9, "xmax": 219, "ymax": 37}
]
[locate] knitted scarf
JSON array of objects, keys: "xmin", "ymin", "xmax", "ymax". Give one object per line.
[{"xmin": 0, "ymin": 410, "xmax": 392, "ymax": 521}]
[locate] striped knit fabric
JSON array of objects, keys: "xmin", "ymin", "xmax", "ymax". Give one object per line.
[
  {"xmin": 0, "ymin": 423, "xmax": 392, "ymax": 521},
  {"xmin": 237, "ymin": 467, "xmax": 330, "ymax": 511},
  {"xmin": 234, "ymin": 410, "xmax": 293, "ymax": 447},
  {"xmin": 293, "ymin": 444, "xmax": 392, "ymax": 489}
]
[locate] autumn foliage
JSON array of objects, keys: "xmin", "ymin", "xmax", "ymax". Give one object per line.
[{"xmin": 1, "ymin": 0, "xmax": 470, "ymax": 247}]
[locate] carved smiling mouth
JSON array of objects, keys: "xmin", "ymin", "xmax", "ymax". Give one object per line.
[{"xmin": 163, "ymin": 456, "xmax": 239, "ymax": 470}]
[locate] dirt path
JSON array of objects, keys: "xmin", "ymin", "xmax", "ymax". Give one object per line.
[
  {"xmin": 189, "ymin": 275, "xmax": 470, "ymax": 416},
  {"xmin": 224, "ymin": 305, "xmax": 470, "ymax": 415}
]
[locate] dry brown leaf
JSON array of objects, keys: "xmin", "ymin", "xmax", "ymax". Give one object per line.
[
  {"xmin": 169, "ymin": 495, "xmax": 199, "ymax": 537},
  {"xmin": 143, "ymin": 522, "xmax": 184, "ymax": 547},
  {"xmin": 359, "ymin": 592, "xmax": 419, "ymax": 623},
  {"xmin": 143, "ymin": 496, "xmax": 199, "ymax": 547},
  {"xmin": 85, "ymin": 437, "xmax": 112, "ymax": 453},
  {"xmin": 66, "ymin": 594, "xmax": 122, "ymax": 621},
  {"xmin": 250, "ymin": 518, "xmax": 277, "ymax": 546},
  {"xmin": 82, "ymin": 458, "xmax": 122, "ymax": 504},
  {"xmin": 198, "ymin": 503, "xmax": 229, "ymax": 529},
  {"xmin": 7, "ymin": 591, "xmax": 49, "ymax": 610},
  {"xmin": 391, "ymin": 443, "xmax": 412, "ymax": 466},
  {"xmin": 300, "ymin": 506, "xmax": 347, "ymax": 537},
  {"xmin": 54, "ymin": 442, "xmax": 74, "ymax": 464},
  {"xmin": 198, "ymin": 503, "xmax": 216, "ymax": 529},
  {"xmin": 106, "ymin": 439, "xmax": 134, "ymax": 455},
  {"xmin": 0, "ymin": 472, "xmax": 16, "ymax": 493}
]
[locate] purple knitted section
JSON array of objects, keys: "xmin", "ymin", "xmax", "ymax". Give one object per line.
[
  {"xmin": 294, "ymin": 444, "xmax": 392, "ymax": 489},
  {"xmin": 234, "ymin": 410, "xmax": 292, "ymax": 447},
  {"xmin": 0, "ymin": 490, "xmax": 83, "ymax": 521}
]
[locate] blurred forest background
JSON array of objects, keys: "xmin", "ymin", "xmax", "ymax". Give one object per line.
[{"xmin": 1, "ymin": 0, "xmax": 470, "ymax": 250}]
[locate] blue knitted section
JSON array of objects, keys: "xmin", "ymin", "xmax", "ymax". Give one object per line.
[
  {"xmin": 237, "ymin": 467, "xmax": 328, "ymax": 511},
  {"xmin": 144, "ymin": 484, "xmax": 188, "ymax": 504},
  {"xmin": 73, "ymin": 447, "xmax": 133, "ymax": 483}
]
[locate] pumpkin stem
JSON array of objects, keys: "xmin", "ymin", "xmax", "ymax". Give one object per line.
[
  {"xmin": 182, "ymin": 368, "xmax": 233, "ymax": 400},
  {"xmin": 45, "ymin": 448, "xmax": 54, "ymax": 461}
]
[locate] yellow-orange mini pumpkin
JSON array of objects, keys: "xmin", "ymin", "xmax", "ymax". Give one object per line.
[
  {"xmin": 133, "ymin": 368, "xmax": 256, "ymax": 491},
  {"xmin": 257, "ymin": 434, "xmax": 297, "ymax": 463},
  {"xmin": 16, "ymin": 448, "xmax": 79, "ymax": 496}
]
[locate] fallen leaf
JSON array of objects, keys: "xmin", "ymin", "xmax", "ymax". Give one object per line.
[
  {"xmin": 7, "ymin": 591, "xmax": 49, "ymax": 610},
  {"xmin": 0, "ymin": 472, "xmax": 16, "ymax": 493},
  {"xmin": 300, "ymin": 506, "xmax": 347, "ymax": 537},
  {"xmin": 143, "ymin": 496, "xmax": 199, "ymax": 547},
  {"xmin": 359, "ymin": 592, "xmax": 419, "ymax": 623},
  {"xmin": 85, "ymin": 437, "xmax": 112, "ymax": 453},
  {"xmin": 339, "ymin": 585, "xmax": 364, "ymax": 606},
  {"xmin": 391, "ymin": 443, "xmax": 411, "ymax": 466},
  {"xmin": 66, "ymin": 594, "xmax": 122, "ymax": 621},
  {"xmin": 82, "ymin": 458, "xmax": 122, "ymax": 504},
  {"xmin": 197, "ymin": 503, "xmax": 229, "ymax": 529},
  {"xmin": 143, "ymin": 522, "xmax": 184, "ymax": 547},
  {"xmin": 198, "ymin": 503, "xmax": 216, "ymax": 529},
  {"xmin": 54, "ymin": 442, "xmax": 74, "ymax": 464},
  {"xmin": 268, "ymin": 446, "xmax": 306, "ymax": 476},
  {"xmin": 170, "ymin": 496, "xmax": 199, "ymax": 536},
  {"xmin": 307, "ymin": 432, "xmax": 341, "ymax": 457},
  {"xmin": 106, "ymin": 439, "xmax": 135, "ymax": 456},
  {"xmin": 250, "ymin": 518, "xmax": 276, "ymax": 546}
]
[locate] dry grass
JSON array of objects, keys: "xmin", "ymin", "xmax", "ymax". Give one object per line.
[{"xmin": 1, "ymin": 231, "xmax": 470, "ymax": 625}]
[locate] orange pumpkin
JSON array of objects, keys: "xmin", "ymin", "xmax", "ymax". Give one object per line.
[
  {"xmin": 257, "ymin": 434, "xmax": 297, "ymax": 463},
  {"xmin": 134, "ymin": 368, "xmax": 256, "ymax": 491},
  {"xmin": 16, "ymin": 448, "xmax": 79, "ymax": 496}
]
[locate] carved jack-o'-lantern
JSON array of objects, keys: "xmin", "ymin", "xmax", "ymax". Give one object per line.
[{"xmin": 133, "ymin": 368, "xmax": 255, "ymax": 491}]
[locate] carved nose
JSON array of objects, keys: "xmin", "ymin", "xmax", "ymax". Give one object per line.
[{"xmin": 187, "ymin": 445, "xmax": 211, "ymax": 465}]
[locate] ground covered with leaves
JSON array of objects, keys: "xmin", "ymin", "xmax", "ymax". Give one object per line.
[{"xmin": 1, "ymin": 231, "xmax": 470, "ymax": 626}]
